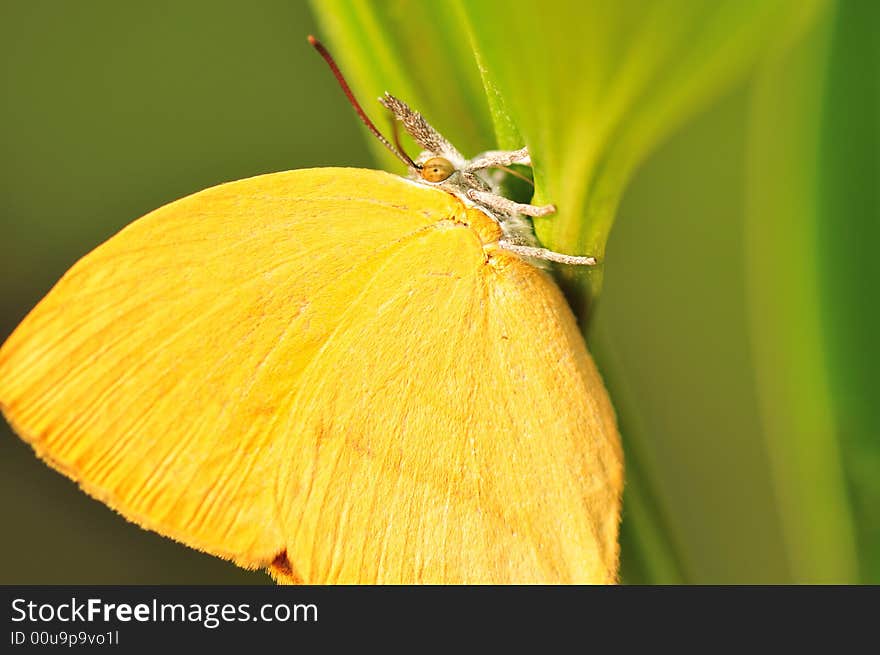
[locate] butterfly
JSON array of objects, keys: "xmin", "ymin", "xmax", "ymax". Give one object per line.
[{"xmin": 0, "ymin": 36, "xmax": 623, "ymax": 584}]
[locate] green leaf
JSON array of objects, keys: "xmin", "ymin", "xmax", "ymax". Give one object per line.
[
  {"xmin": 818, "ymin": 0, "xmax": 880, "ymax": 583},
  {"xmin": 590, "ymin": 84, "xmax": 798, "ymax": 583},
  {"xmin": 459, "ymin": 0, "xmax": 819, "ymax": 311},
  {"xmin": 744, "ymin": 3, "xmax": 859, "ymax": 582}
]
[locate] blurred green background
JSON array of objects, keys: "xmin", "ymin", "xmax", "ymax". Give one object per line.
[{"xmin": 1, "ymin": 1, "xmax": 876, "ymax": 583}]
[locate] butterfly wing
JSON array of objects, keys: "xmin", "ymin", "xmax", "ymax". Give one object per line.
[
  {"xmin": 0, "ymin": 168, "xmax": 622, "ymax": 582},
  {"xmin": 276, "ymin": 235, "xmax": 624, "ymax": 583}
]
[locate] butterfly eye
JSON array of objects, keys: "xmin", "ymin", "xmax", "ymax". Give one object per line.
[{"xmin": 420, "ymin": 157, "xmax": 455, "ymax": 183}]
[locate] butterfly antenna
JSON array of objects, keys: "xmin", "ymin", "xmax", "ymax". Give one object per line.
[
  {"xmin": 389, "ymin": 110, "xmax": 409, "ymax": 163},
  {"xmin": 308, "ymin": 35, "xmax": 419, "ymax": 170},
  {"xmin": 494, "ymin": 165, "xmax": 534, "ymax": 186}
]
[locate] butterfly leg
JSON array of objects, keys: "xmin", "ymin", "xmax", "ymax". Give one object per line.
[
  {"xmin": 466, "ymin": 147, "xmax": 532, "ymax": 171},
  {"xmin": 498, "ymin": 241, "xmax": 597, "ymax": 266},
  {"xmin": 466, "ymin": 189, "xmax": 557, "ymax": 218}
]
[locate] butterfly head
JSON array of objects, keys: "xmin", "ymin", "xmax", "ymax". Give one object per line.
[{"xmin": 418, "ymin": 157, "xmax": 455, "ymax": 183}]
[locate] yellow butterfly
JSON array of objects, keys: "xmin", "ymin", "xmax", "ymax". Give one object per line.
[{"xmin": 0, "ymin": 37, "xmax": 623, "ymax": 584}]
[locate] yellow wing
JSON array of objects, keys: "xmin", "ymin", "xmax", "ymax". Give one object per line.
[{"xmin": 0, "ymin": 168, "xmax": 623, "ymax": 583}]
